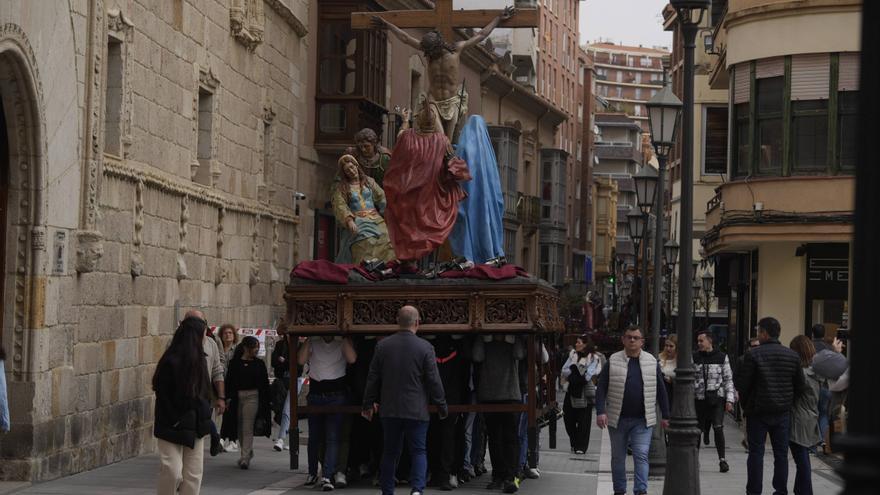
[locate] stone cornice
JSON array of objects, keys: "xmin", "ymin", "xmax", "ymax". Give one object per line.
[
  {"xmin": 102, "ymin": 157, "xmax": 299, "ymax": 224},
  {"xmin": 264, "ymin": 0, "xmax": 308, "ymax": 38}
]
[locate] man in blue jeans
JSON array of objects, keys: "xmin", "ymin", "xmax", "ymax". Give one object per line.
[
  {"xmin": 595, "ymin": 326, "xmax": 670, "ymax": 495},
  {"xmin": 735, "ymin": 317, "xmax": 805, "ymax": 495},
  {"xmin": 362, "ymin": 306, "xmax": 448, "ymax": 495},
  {"xmin": 298, "ymin": 335, "xmax": 357, "ymax": 491}
]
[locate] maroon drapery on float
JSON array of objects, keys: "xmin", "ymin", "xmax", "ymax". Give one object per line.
[{"xmin": 383, "ymin": 129, "xmax": 469, "ymax": 260}]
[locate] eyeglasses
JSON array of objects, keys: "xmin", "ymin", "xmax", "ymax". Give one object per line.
[{"xmin": 624, "ymin": 335, "xmax": 643, "ymax": 341}]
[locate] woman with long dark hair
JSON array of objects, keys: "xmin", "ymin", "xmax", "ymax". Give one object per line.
[
  {"xmin": 153, "ymin": 317, "xmax": 213, "ymax": 495},
  {"xmin": 221, "ymin": 336, "xmax": 271, "ymax": 469},
  {"xmin": 561, "ymin": 335, "xmax": 603, "ymax": 454},
  {"xmin": 789, "ymin": 335, "xmax": 821, "ymax": 495}
]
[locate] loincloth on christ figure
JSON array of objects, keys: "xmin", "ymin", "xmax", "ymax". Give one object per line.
[{"xmin": 420, "ymin": 89, "xmax": 469, "ymax": 125}]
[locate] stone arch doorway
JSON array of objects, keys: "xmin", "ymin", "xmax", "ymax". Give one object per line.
[{"xmin": 0, "ymin": 27, "xmax": 46, "ymax": 388}]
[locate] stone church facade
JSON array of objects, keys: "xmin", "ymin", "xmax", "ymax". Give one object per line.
[{"xmin": 0, "ymin": 0, "xmax": 309, "ymax": 480}]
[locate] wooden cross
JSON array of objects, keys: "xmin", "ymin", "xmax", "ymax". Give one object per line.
[{"xmin": 351, "ymin": 0, "xmax": 539, "ymax": 41}]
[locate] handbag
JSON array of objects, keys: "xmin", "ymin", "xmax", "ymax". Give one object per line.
[{"xmin": 569, "ymin": 389, "xmax": 589, "ymax": 409}]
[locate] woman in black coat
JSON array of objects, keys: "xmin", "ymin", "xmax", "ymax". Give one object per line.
[
  {"xmin": 221, "ymin": 336, "xmax": 271, "ymax": 469},
  {"xmin": 153, "ymin": 316, "xmax": 213, "ymax": 495}
]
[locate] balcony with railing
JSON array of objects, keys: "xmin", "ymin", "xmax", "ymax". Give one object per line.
[
  {"xmin": 517, "ymin": 193, "xmax": 540, "ymax": 232},
  {"xmin": 594, "ymin": 142, "xmax": 642, "ymax": 163}
]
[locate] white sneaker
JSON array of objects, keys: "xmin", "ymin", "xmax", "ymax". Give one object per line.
[
  {"xmin": 273, "ymin": 438, "xmax": 284, "ymax": 451},
  {"xmin": 449, "ymin": 474, "xmax": 459, "ymax": 488},
  {"xmin": 226, "ymin": 441, "xmax": 239, "ymax": 452},
  {"xmin": 320, "ymin": 477, "xmax": 335, "ymax": 491},
  {"xmin": 525, "ymin": 467, "xmax": 540, "ymax": 479},
  {"xmin": 333, "ymin": 472, "xmax": 347, "ymax": 488}
]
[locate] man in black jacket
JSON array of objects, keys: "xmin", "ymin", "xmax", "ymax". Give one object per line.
[
  {"xmin": 363, "ymin": 306, "xmax": 448, "ymax": 495},
  {"xmin": 734, "ymin": 317, "xmax": 806, "ymax": 495}
]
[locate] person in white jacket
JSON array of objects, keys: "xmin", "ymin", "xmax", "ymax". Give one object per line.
[{"xmin": 560, "ymin": 335, "xmax": 604, "ymax": 454}]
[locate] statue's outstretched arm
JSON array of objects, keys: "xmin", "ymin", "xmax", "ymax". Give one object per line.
[
  {"xmin": 458, "ymin": 6, "xmax": 515, "ymax": 50},
  {"xmin": 371, "ymin": 16, "xmax": 422, "ymax": 50}
]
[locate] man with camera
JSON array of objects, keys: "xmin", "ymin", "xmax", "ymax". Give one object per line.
[{"xmin": 693, "ymin": 330, "xmax": 735, "ymax": 473}]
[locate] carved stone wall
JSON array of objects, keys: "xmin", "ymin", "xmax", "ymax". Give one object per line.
[{"xmin": 0, "ymin": 0, "xmax": 310, "ymax": 482}]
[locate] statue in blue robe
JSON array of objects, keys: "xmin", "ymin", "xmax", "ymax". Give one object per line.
[{"xmin": 449, "ymin": 115, "xmax": 505, "ymax": 263}]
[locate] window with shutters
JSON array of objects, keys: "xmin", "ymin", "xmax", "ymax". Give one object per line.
[
  {"xmin": 838, "ymin": 91, "xmax": 858, "ymax": 172},
  {"xmin": 704, "ymin": 107, "xmax": 728, "ymax": 174},
  {"xmin": 315, "ymin": 1, "xmax": 387, "ymax": 148},
  {"xmin": 489, "ymin": 126, "xmax": 521, "ymax": 219},
  {"xmin": 733, "ymin": 103, "xmax": 750, "ymax": 177},
  {"xmin": 792, "ymin": 99, "xmax": 828, "ymax": 172},
  {"xmin": 756, "ymin": 77, "xmax": 783, "ymax": 174}
]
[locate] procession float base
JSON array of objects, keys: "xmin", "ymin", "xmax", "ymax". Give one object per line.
[
  {"xmin": 283, "ymin": 274, "xmax": 564, "ymax": 335},
  {"xmin": 281, "ymin": 272, "xmax": 564, "ymax": 470}
]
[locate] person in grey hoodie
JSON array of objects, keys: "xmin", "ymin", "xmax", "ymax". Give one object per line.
[{"xmin": 472, "ymin": 334, "xmax": 525, "ymax": 494}]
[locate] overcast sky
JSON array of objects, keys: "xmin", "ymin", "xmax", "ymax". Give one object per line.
[{"xmin": 579, "ymin": 0, "xmax": 671, "ymax": 49}]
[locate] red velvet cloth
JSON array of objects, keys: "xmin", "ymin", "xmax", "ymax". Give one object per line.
[
  {"xmin": 438, "ymin": 264, "xmax": 530, "ymax": 280},
  {"xmin": 383, "ymin": 130, "xmax": 469, "ymax": 261},
  {"xmin": 290, "ymin": 260, "xmax": 376, "ymax": 284}
]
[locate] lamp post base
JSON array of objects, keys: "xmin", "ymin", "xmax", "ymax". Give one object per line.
[
  {"xmin": 648, "ymin": 404, "xmax": 667, "ymax": 476},
  {"xmin": 663, "ymin": 420, "xmax": 702, "ymax": 495}
]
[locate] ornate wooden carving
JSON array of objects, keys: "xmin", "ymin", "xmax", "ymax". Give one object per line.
[
  {"xmin": 485, "ymin": 298, "xmax": 527, "ymax": 324},
  {"xmin": 286, "ymin": 279, "xmax": 562, "ymax": 334},
  {"xmin": 418, "ymin": 299, "xmax": 468, "ymax": 325},
  {"xmin": 292, "ymin": 300, "xmax": 338, "ymax": 326}
]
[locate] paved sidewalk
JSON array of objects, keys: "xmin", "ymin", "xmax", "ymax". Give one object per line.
[
  {"xmin": 593, "ymin": 415, "xmax": 843, "ymax": 494},
  {"xmin": 3, "ymin": 415, "xmax": 843, "ymax": 495},
  {"xmin": 6, "ymin": 418, "xmax": 597, "ymax": 495}
]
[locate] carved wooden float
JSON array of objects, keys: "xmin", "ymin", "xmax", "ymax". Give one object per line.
[
  {"xmin": 281, "ymin": 273, "xmax": 564, "ymax": 471},
  {"xmin": 284, "ymin": 275, "xmax": 564, "ymax": 335}
]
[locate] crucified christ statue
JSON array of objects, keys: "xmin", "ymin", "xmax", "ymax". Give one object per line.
[{"xmin": 372, "ymin": 6, "xmax": 515, "ymax": 142}]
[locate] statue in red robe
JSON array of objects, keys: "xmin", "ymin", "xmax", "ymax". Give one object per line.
[{"xmin": 383, "ymin": 105, "xmax": 470, "ymax": 262}]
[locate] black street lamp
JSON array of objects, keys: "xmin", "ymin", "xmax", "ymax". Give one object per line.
[
  {"xmin": 635, "ymin": 165, "xmax": 659, "ymax": 215},
  {"xmin": 663, "ymin": 2, "xmax": 709, "ymax": 493},
  {"xmin": 627, "ymin": 209, "xmax": 646, "ymax": 326},
  {"xmin": 645, "ymin": 83, "xmax": 682, "ymax": 476},
  {"xmin": 634, "ymin": 165, "xmax": 658, "ymax": 333},
  {"xmin": 701, "ymin": 271, "xmax": 714, "ymax": 326}
]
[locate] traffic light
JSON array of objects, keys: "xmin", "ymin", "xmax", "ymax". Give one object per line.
[{"xmin": 607, "ymin": 275, "xmax": 615, "ymax": 284}]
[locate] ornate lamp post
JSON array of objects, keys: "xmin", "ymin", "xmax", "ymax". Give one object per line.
[
  {"xmin": 664, "ymin": 239, "xmax": 680, "ymax": 332},
  {"xmin": 634, "ymin": 165, "xmax": 658, "ymax": 334},
  {"xmin": 644, "ymin": 84, "xmax": 682, "ymax": 475},
  {"xmin": 663, "ymin": 2, "xmax": 710, "ymax": 493},
  {"xmin": 627, "ymin": 208, "xmax": 646, "ymax": 326},
  {"xmin": 701, "ymin": 272, "xmax": 714, "ymax": 327}
]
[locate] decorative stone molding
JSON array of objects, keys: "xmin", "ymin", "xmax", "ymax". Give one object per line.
[
  {"xmin": 107, "ymin": 8, "xmax": 135, "ymax": 158},
  {"xmin": 191, "ymin": 66, "xmax": 220, "ymax": 185},
  {"xmin": 131, "ymin": 179, "xmax": 144, "ymax": 276},
  {"xmin": 249, "ymin": 214, "xmax": 261, "ymax": 285},
  {"xmin": 177, "ymin": 195, "xmax": 189, "ymax": 280},
  {"xmin": 270, "ymin": 217, "xmax": 280, "ymax": 282},
  {"xmin": 83, "ymin": 2, "xmax": 106, "ymax": 233},
  {"xmin": 102, "ymin": 157, "xmax": 298, "ymax": 223},
  {"xmin": 0, "ymin": 22, "xmax": 47, "ymax": 379},
  {"xmin": 75, "ymin": 230, "xmax": 105, "ymax": 273},
  {"xmin": 258, "ymin": 104, "xmax": 276, "ymax": 201},
  {"xmin": 230, "ymin": 0, "xmax": 265, "ymax": 51},
  {"xmin": 264, "ymin": 0, "xmax": 309, "ymax": 38},
  {"xmin": 215, "ymin": 206, "xmax": 227, "ymax": 285}
]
